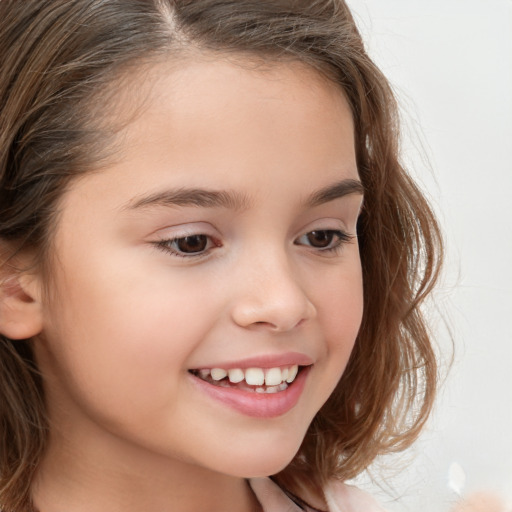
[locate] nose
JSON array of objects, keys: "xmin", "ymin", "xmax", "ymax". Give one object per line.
[{"xmin": 230, "ymin": 250, "xmax": 316, "ymax": 332}]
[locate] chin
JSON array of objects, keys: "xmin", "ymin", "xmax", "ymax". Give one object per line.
[{"xmin": 216, "ymin": 433, "xmax": 305, "ymax": 479}]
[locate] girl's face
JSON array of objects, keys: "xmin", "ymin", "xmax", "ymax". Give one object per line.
[{"xmin": 34, "ymin": 58, "xmax": 363, "ymax": 479}]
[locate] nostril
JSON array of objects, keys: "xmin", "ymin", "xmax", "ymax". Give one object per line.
[{"xmin": 245, "ymin": 318, "xmax": 307, "ymax": 333}]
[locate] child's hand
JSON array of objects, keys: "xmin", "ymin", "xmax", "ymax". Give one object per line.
[{"xmin": 450, "ymin": 491, "xmax": 510, "ymax": 512}]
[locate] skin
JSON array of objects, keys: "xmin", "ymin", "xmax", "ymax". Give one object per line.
[
  {"xmin": 26, "ymin": 58, "xmax": 364, "ymax": 512},
  {"xmin": 450, "ymin": 492, "xmax": 510, "ymax": 512}
]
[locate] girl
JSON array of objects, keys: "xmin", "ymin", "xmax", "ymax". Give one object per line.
[{"xmin": 0, "ymin": 1, "xmax": 442, "ymax": 511}]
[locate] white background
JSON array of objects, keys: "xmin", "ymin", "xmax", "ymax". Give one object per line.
[{"xmin": 345, "ymin": 1, "xmax": 512, "ymax": 510}]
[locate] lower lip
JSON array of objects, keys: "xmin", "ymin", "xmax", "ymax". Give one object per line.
[{"xmin": 189, "ymin": 367, "xmax": 310, "ymax": 418}]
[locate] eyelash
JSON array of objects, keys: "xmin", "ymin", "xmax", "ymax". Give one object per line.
[
  {"xmin": 153, "ymin": 234, "xmax": 219, "ymax": 259},
  {"xmin": 294, "ymin": 229, "xmax": 354, "ymax": 254},
  {"xmin": 153, "ymin": 229, "xmax": 354, "ymax": 259}
]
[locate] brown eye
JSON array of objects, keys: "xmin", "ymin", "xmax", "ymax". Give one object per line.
[
  {"xmin": 155, "ymin": 234, "xmax": 218, "ymax": 258},
  {"xmin": 175, "ymin": 235, "xmax": 209, "ymax": 253},
  {"xmin": 295, "ymin": 229, "xmax": 352, "ymax": 252},
  {"xmin": 305, "ymin": 230, "xmax": 335, "ymax": 248}
]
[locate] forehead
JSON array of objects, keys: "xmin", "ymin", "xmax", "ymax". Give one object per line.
[
  {"xmin": 58, "ymin": 55, "xmax": 358, "ymax": 222},
  {"xmin": 108, "ymin": 56, "xmax": 356, "ymax": 177}
]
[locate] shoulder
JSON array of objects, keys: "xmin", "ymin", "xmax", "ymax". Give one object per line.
[{"xmin": 323, "ymin": 480, "xmax": 387, "ymax": 512}]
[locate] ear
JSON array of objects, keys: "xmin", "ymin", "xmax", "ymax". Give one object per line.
[{"xmin": 0, "ymin": 263, "xmax": 44, "ymax": 340}]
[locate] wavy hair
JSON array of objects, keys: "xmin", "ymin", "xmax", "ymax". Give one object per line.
[{"xmin": 0, "ymin": 0, "xmax": 442, "ymax": 509}]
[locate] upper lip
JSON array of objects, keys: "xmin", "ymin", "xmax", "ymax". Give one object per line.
[{"xmin": 190, "ymin": 352, "xmax": 314, "ymax": 370}]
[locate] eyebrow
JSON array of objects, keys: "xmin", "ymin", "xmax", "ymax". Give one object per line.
[
  {"xmin": 304, "ymin": 178, "xmax": 364, "ymax": 207},
  {"xmin": 125, "ymin": 188, "xmax": 251, "ymax": 212},
  {"xmin": 124, "ymin": 178, "xmax": 364, "ymax": 212}
]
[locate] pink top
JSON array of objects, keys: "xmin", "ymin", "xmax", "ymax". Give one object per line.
[{"xmin": 249, "ymin": 477, "xmax": 386, "ymax": 512}]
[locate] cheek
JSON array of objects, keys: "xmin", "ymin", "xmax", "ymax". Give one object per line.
[
  {"xmin": 38, "ymin": 256, "xmax": 219, "ymax": 416},
  {"xmin": 320, "ymin": 256, "xmax": 363, "ymax": 331},
  {"xmin": 317, "ymin": 260, "xmax": 364, "ymax": 371},
  {"xmin": 327, "ymin": 282, "xmax": 363, "ymax": 342}
]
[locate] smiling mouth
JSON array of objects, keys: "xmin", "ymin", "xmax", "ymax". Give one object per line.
[{"xmin": 189, "ymin": 365, "xmax": 303, "ymax": 394}]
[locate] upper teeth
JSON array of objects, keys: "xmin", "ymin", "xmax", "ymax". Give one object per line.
[{"xmin": 199, "ymin": 365, "xmax": 299, "ymax": 386}]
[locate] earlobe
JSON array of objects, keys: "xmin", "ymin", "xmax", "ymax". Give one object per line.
[{"xmin": 0, "ymin": 272, "xmax": 44, "ymax": 340}]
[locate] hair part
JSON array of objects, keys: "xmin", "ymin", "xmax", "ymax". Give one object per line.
[{"xmin": 1, "ymin": 0, "xmax": 443, "ymax": 509}]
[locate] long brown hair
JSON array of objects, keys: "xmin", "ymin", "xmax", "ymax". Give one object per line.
[{"xmin": 0, "ymin": 1, "xmax": 442, "ymax": 509}]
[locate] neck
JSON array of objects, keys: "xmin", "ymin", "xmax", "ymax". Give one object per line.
[{"xmin": 31, "ymin": 424, "xmax": 262, "ymax": 512}]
